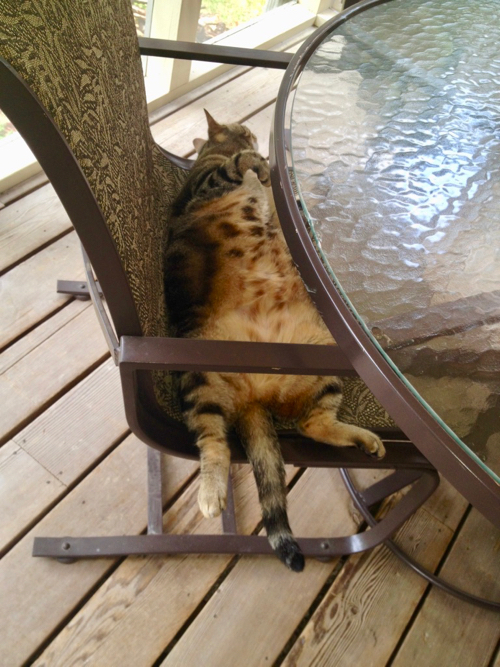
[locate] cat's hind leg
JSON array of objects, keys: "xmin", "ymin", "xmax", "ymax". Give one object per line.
[
  {"xmin": 180, "ymin": 372, "xmax": 231, "ymax": 518},
  {"xmin": 238, "ymin": 404, "xmax": 304, "ymax": 572},
  {"xmin": 197, "ymin": 431, "xmax": 230, "ymax": 519},
  {"xmin": 241, "ymin": 169, "xmax": 271, "ymax": 217},
  {"xmin": 298, "ymin": 380, "xmax": 386, "ymax": 459}
]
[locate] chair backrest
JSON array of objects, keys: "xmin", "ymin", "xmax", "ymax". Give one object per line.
[
  {"xmin": 0, "ymin": 0, "xmax": 187, "ymax": 340},
  {"xmin": 0, "ymin": 0, "xmax": 399, "ymax": 460}
]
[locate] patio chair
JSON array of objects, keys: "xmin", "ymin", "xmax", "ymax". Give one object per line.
[{"xmin": 0, "ymin": 0, "xmax": 438, "ymax": 565}]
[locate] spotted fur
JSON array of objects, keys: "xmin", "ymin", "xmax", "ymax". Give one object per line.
[{"xmin": 164, "ymin": 111, "xmax": 386, "ymax": 571}]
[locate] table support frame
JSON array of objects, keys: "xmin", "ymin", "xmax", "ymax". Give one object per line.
[{"xmin": 270, "ymin": 0, "xmax": 500, "ymax": 533}]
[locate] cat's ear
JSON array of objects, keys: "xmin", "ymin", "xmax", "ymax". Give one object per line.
[
  {"xmin": 204, "ymin": 109, "xmax": 222, "ymax": 134},
  {"xmin": 193, "ymin": 137, "xmax": 206, "ymax": 153}
]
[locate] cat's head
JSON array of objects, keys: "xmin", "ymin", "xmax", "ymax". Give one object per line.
[{"xmin": 193, "ymin": 110, "xmax": 259, "ymax": 156}]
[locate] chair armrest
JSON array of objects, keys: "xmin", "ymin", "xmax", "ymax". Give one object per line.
[
  {"xmin": 138, "ymin": 38, "xmax": 292, "ymax": 70},
  {"xmin": 119, "ymin": 336, "xmax": 358, "ymax": 376}
]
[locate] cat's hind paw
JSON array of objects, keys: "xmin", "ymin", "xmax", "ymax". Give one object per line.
[
  {"xmin": 198, "ymin": 476, "xmax": 228, "ymax": 519},
  {"xmin": 354, "ymin": 431, "xmax": 386, "ymax": 460}
]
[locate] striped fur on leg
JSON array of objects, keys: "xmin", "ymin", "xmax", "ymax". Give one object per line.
[
  {"xmin": 180, "ymin": 372, "xmax": 232, "ymax": 518},
  {"xmin": 238, "ymin": 404, "xmax": 304, "ymax": 572}
]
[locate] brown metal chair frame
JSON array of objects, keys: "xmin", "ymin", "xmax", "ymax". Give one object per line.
[
  {"xmin": 4, "ymin": 0, "xmax": 500, "ymax": 610},
  {"xmin": 14, "ymin": 5, "xmax": 495, "ymax": 607}
]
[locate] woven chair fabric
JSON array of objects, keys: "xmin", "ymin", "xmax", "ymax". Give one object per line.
[{"xmin": 0, "ymin": 0, "xmax": 395, "ymax": 431}]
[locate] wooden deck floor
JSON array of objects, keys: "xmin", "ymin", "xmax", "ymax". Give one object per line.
[{"xmin": 1, "ymin": 29, "xmax": 500, "ymax": 667}]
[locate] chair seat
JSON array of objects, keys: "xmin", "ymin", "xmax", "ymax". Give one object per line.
[{"xmin": 153, "ymin": 369, "xmax": 396, "ymax": 432}]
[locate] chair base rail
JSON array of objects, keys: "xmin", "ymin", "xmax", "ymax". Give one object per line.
[
  {"xmin": 342, "ymin": 468, "xmax": 500, "ymax": 612},
  {"xmin": 57, "ymin": 279, "xmax": 101, "ymax": 299},
  {"xmin": 31, "ymin": 450, "xmax": 500, "ymax": 610},
  {"xmin": 33, "ymin": 449, "xmax": 439, "ymax": 561},
  {"xmin": 31, "ymin": 530, "xmax": 394, "ymax": 560}
]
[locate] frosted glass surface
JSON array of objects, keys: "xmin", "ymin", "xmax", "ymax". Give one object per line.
[{"xmin": 291, "ymin": 0, "xmax": 500, "ymax": 478}]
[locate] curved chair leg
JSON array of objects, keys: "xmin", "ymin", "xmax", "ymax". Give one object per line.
[
  {"xmin": 340, "ymin": 468, "xmax": 500, "ymax": 612},
  {"xmin": 221, "ymin": 470, "xmax": 237, "ymax": 535},
  {"xmin": 147, "ymin": 447, "xmax": 164, "ymax": 536},
  {"xmin": 295, "ymin": 469, "xmax": 439, "ymax": 558}
]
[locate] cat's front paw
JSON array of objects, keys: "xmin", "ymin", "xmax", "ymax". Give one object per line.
[
  {"xmin": 354, "ymin": 430, "xmax": 386, "ymax": 460},
  {"xmin": 252, "ymin": 158, "xmax": 271, "ymax": 187},
  {"xmin": 198, "ymin": 475, "xmax": 228, "ymax": 518},
  {"xmin": 239, "ymin": 151, "xmax": 270, "ymax": 187}
]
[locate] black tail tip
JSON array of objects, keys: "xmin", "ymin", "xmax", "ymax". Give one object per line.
[
  {"xmin": 275, "ymin": 537, "xmax": 305, "ymax": 573},
  {"xmin": 287, "ymin": 550, "xmax": 305, "ymax": 573}
]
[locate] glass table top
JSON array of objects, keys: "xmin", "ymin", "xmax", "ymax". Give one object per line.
[{"xmin": 290, "ymin": 0, "xmax": 500, "ymax": 480}]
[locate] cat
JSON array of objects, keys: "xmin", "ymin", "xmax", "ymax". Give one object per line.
[{"xmin": 164, "ymin": 110, "xmax": 385, "ymax": 572}]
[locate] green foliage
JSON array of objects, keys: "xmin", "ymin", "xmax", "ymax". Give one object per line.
[{"xmin": 201, "ymin": 0, "xmax": 267, "ymax": 28}]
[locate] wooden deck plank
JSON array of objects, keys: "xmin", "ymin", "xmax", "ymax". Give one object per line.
[
  {"xmin": 0, "ymin": 183, "xmax": 72, "ymax": 273},
  {"xmin": 32, "ymin": 464, "xmax": 297, "ymax": 667},
  {"xmin": 0, "ymin": 305, "xmax": 108, "ymax": 445},
  {"xmin": 415, "ymin": 475, "xmax": 468, "ymax": 531},
  {"xmin": 347, "ymin": 471, "xmax": 468, "ymax": 537},
  {"xmin": 0, "ymin": 441, "xmax": 65, "ymax": 554},
  {"xmin": 13, "ymin": 358, "xmax": 126, "ymax": 484},
  {"xmin": 391, "ymin": 509, "xmax": 500, "ymax": 667},
  {"xmin": 32, "ymin": 464, "xmax": 263, "ymax": 667},
  {"xmin": 152, "ymin": 65, "xmax": 287, "ymax": 156},
  {"xmin": 278, "ymin": 476, "xmax": 471, "ymax": 667},
  {"xmin": 161, "ymin": 468, "xmax": 361, "ymax": 667},
  {"xmin": 0, "ymin": 231, "xmax": 83, "ymax": 349},
  {"xmin": 0, "ymin": 170, "xmax": 49, "ymax": 207},
  {"xmin": 249, "ymin": 103, "xmax": 275, "ymax": 158},
  {"xmin": 1, "ymin": 359, "xmax": 126, "ymax": 556},
  {"xmin": 29, "ymin": 479, "xmax": 393, "ymax": 666},
  {"xmin": 280, "ymin": 509, "xmax": 456, "ymax": 665},
  {"xmin": 0, "ymin": 435, "xmax": 198, "ymax": 666},
  {"xmin": 0, "ymin": 298, "xmax": 90, "ymax": 375}
]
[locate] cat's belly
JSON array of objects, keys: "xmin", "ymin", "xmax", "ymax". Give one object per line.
[
  {"xmin": 206, "ymin": 298, "xmax": 332, "ymax": 346},
  {"xmin": 199, "ymin": 299, "xmax": 336, "ymax": 419}
]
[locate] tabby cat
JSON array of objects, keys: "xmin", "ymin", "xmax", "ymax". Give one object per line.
[{"xmin": 164, "ymin": 110, "xmax": 385, "ymax": 572}]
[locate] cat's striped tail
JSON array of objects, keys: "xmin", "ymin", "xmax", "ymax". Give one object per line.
[{"xmin": 238, "ymin": 404, "xmax": 304, "ymax": 572}]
